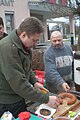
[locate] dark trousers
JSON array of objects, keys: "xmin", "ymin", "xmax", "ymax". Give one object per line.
[{"xmin": 0, "ymin": 99, "xmax": 27, "ymax": 118}]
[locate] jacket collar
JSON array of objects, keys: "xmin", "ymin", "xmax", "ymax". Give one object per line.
[{"xmin": 10, "ymin": 30, "xmax": 28, "ymax": 54}]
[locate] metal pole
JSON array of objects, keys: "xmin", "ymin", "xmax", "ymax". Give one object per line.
[{"xmin": 71, "ymin": 32, "xmax": 74, "ymax": 45}]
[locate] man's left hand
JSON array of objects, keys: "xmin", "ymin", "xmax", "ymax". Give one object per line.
[{"xmin": 34, "ymin": 82, "xmax": 48, "ymax": 93}]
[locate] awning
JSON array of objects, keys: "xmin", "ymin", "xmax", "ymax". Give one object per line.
[{"xmin": 28, "ymin": 1, "xmax": 76, "ymax": 19}]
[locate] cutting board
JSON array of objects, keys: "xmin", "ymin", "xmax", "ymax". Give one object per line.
[{"xmin": 53, "ymin": 98, "xmax": 80, "ymax": 119}]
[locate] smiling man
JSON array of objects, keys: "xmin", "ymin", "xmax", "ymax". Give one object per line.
[
  {"xmin": 0, "ymin": 17, "xmax": 7, "ymax": 40},
  {"xmin": 0, "ymin": 17, "xmax": 60, "ymax": 118}
]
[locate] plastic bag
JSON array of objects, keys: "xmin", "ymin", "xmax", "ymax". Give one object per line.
[{"xmin": 1, "ymin": 111, "xmax": 15, "ymax": 120}]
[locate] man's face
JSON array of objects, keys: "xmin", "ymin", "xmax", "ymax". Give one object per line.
[
  {"xmin": 0, "ymin": 24, "xmax": 4, "ymax": 39},
  {"xmin": 20, "ymin": 32, "xmax": 41, "ymax": 48},
  {"xmin": 51, "ymin": 34, "xmax": 63, "ymax": 48}
]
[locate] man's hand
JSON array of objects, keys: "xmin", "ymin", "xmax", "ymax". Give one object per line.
[
  {"xmin": 62, "ymin": 83, "xmax": 70, "ymax": 92},
  {"xmin": 34, "ymin": 82, "xmax": 48, "ymax": 92},
  {"xmin": 34, "ymin": 82, "xmax": 60, "ymax": 108},
  {"xmin": 46, "ymin": 96, "xmax": 60, "ymax": 108}
]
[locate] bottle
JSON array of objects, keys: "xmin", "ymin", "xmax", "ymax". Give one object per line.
[{"xmin": 18, "ymin": 112, "xmax": 31, "ymax": 120}]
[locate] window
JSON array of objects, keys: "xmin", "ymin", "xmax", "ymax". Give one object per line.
[
  {"xmin": 5, "ymin": 11, "xmax": 14, "ymax": 34},
  {"xmin": 56, "ymin": 0, "xmax": 62, "ymax": 4}
]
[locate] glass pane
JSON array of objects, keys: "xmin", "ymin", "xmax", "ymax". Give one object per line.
[{"xmin": 5, "ymin": 13, "xmax": 14, "ymax": 34}]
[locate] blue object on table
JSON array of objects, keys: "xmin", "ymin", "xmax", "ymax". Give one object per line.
[{"xmin": 16, "ymin": 114, "xmax": 43, "ymax": 120}]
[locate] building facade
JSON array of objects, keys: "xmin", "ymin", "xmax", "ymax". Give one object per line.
[
  {"xmin": 0, "ymin": 0, "xmax": 30, "ymax": 34},
  {"xmin": 0, "ymin": 0, "xmax": 75, "ymax": 42}
]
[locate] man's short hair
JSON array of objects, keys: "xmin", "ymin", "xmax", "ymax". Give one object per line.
[
  {"xmin": 0, "ymin": 17, "xmax": 4, "ymax": 26},
  {"xmin": 17, "ymin": 17, "xmax": 44, "ymax": 37}
]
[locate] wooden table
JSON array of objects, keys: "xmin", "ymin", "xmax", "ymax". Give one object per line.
[
  {"xmin": 53, "ymin": 99, "xmax": 80, "ymax": 119},
  {"xmin": 27, "ymin": 98, "xmax": 80, "ymax": 119}
]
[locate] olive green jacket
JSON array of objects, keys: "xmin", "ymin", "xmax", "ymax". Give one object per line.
[{"xmin": 0, "ymin": 30, "xmax": 49, "ymax": 104}]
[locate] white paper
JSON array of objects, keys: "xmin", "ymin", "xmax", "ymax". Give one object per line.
[{"xmin": 35, "ymin": 104, "xmax": 56, "ymax": 119}]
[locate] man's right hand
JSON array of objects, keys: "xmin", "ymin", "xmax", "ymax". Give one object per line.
[
  {"xmin": 46, "ymin": 96, "xmax": 60, "ymax": 108},
  {"xmin": 62, "ymin": 83, "xmax": 70, "ymax": 92}
]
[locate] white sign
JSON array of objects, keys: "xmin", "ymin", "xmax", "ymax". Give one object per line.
[{"xmin": 0, "ymin": 0, "xmax": 14, "ymax": 6}]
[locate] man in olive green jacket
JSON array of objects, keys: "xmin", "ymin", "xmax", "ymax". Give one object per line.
[{"xmin": 0, "ymin": 17, "xmax": 60, "ymax": 118}]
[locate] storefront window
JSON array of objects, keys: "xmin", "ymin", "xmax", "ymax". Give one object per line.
[
  {"xmin": 56, "ymin": 0, "xmax": 62, "ymax": 4},
  {"xmin": 5, "ymin": 12, "xmax": 14, "ymax": 34}
]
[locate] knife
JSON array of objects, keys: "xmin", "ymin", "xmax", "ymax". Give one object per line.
[{"xmin": 41, "ymin": 88, "xmax": 64, "ymax": 99}]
